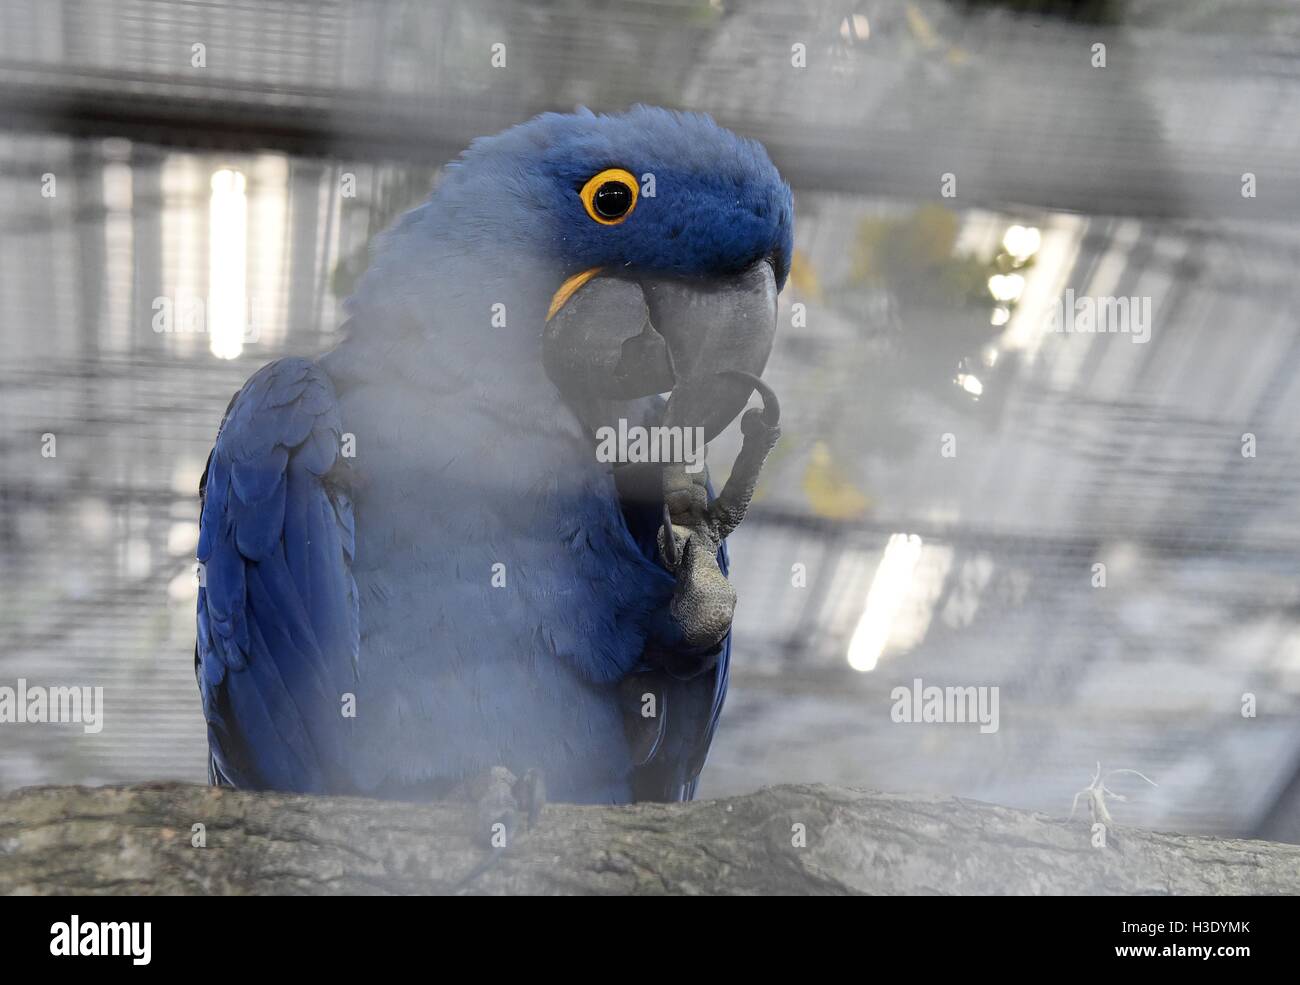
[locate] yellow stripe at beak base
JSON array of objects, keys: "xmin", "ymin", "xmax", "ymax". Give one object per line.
[{"xmin": 546, "ymin": 267, "xmax": 603, "ymax": 322}]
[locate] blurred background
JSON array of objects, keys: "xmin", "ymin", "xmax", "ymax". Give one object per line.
[{"xmin": 3, "ymin": 0, "xmax": 1300, "ymax": 843}]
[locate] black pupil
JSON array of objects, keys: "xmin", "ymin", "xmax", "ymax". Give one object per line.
[{"xmin": 593, "ymin": 181, "xmax": 632, "ymax": 219}]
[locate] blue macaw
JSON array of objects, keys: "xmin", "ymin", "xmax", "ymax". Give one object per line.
[{"xmin": 196, "ymin": 107, "xmax": 793, "ymax": 817}]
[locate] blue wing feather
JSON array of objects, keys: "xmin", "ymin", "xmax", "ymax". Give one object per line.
[{"xmin": 196, "ymin": 357, "xmax": 358, "ymax": 793}]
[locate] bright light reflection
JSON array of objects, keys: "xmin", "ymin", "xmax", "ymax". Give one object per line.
[
  {"xmin": 1002, "ymin": 224, "xmax": 1042, "ymax": 261},
  {"xmin": 839, "ymin": 14, "xmax": 870, "ymax": 40},
  {"xmin": 988, "ymin": 272, "xmax": 1025, "ymax": 303},
  {"xmin": 208, "ymin": 169, "xmax": 248, "ymax": 360},
  {"xmin": 847, "ymin": 533, "xmax": 924, "ymax": 673}
]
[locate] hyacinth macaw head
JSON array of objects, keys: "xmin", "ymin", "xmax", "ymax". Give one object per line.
[{"xmin": 376, "ymin": 105, "xmax": 794, "ymax": 439}]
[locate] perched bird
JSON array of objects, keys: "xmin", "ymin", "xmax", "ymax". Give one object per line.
[{"xmin": 196, "ymin": 107, "xmax": 793, "ymax": 821}]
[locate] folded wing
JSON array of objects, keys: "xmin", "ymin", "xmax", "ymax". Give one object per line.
[{"xmin": 195, "ymin": 357, "xmax": 359, "ymax": 792}]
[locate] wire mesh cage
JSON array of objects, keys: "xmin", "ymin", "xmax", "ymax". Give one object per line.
[{"xmin": 2, "ymin": 0, "xmax": 1300, "ymax": 844}]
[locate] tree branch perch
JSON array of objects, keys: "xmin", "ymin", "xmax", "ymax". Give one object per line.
[{"xmin": 2, "ymin": 782, "xmax": 1297, "ymax": 895}]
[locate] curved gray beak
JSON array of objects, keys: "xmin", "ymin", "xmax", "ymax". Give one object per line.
[{"xmin": 542, "ymin": 257, "xmax": 778, "ymax": 441}]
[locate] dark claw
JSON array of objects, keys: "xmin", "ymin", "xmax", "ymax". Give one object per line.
[
  {"xmin": 705, "ymin": 375, "xmax": 783, "ymax": 543},
  {"xmin": 514, "ymin": 768, "xmax": 546, "ymax": 829},
  {"xmin": 720, "ymin": 370, "xmax": 780, "ymax": 427},
  {"xmin": 661, "ymin": 502, "xmax": 679, "ymax": 568},
  {"xmin": 465, "ymin": 766, "xmax": 520, "ymax": 848}
]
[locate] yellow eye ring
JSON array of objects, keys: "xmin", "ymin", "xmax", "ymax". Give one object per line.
[{"xmin": 580, "ymin": 168, "xmax": 639, "ymax": 225}]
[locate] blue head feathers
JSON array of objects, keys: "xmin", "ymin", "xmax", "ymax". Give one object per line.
[
  {"xmin": 339, "ymin": 105, "xmax": 794, "ymax": 391},
  {"xmin": 440, "ymin": 105, "xmax": 794, "ymax": 287}
]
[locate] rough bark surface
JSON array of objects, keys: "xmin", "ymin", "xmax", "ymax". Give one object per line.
[{"xmin": 2, "ymin": 782, "xmax": 1297, "ymax": 895}]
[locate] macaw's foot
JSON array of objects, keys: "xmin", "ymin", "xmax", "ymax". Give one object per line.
[
  {"xmin": 655, "ymin": 374, "xmax": 781, "ymax": 658},
  {"xmin": 459, "ymin": 766, "xmax": 545, "ymax": 849}
]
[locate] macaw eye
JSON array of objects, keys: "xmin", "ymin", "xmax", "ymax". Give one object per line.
[{"xmin": 580, "ymin": 168, "xmax": 638, "ymax": 225}]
